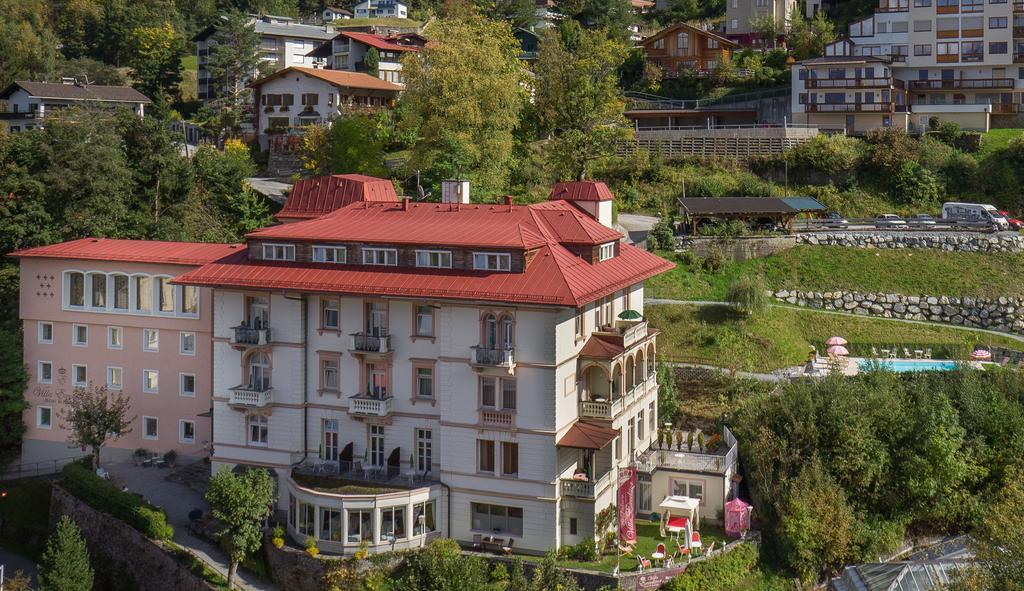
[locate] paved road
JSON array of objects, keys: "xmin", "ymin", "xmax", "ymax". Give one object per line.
[
  {"xmin": 0, "ymin": 546, "xmax": 37, "ymax": 585},
  {"xmin": 105, "ymin": 460, "xmax": 279, "ymax": 591},
  {"xmin": 617, "ymin": 213, "xmax": 661, "ymax": 244},
  {"xmin": 646, "ymin": 298, "xmax": 1024, "ymax": 344}
]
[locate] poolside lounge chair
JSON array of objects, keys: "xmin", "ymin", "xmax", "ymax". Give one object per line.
[
  {"xmin": 925, "ymin": 348, "xmax": 932, "ymax": 359},
  {"xmin": 888, "ymin": 349, "xmax": 898, "ymax": 359},
  {"xmin": 871, "ymin": 347, "xmax": 880, "ymax": 357},
  {"xmin": 903, "ymin": 347, "xmax": 912, "ymax": 358},
  {"xmin": 619, "ymin": 542, "xmax": 636, "ymax": 558}
]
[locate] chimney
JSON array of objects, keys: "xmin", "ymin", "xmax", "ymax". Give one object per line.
[
  {"xmin": 441, "ymin": 179, "xmax": 470, "ymax": 204},
  {"xmin": 503, "ymin": 195, "xmax": 514, "ymax": 211},
  {"xmin": 401, "ymin": 197, "xmax": 410, "ymax": 211}
]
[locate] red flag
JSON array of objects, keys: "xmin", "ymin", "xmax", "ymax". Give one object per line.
[{"xmin": 618, "ymin": 466, "xmax": 637, "ymax": 543}]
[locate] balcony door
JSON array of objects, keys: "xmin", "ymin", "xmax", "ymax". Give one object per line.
[
  {"xmin": 366, "ymin": 362, "xmax": 388, "ymax": 398},
  {"xmin": 366, "ymin": 301, "xmax": 388, "ymax": 336},
  {"xmin": 322, "ymin": 419, "xmax": 339, "ymax": 461},
  {"xmin": 247, "ymin": 296, "xmax": 269, "ymax": 329},
  {"xmin": 247, "ymin": 352, "xmax": 270, "ymax": 390}
]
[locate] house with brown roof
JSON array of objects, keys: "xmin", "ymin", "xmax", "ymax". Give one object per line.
[
  {"xmin": 0, "ymin": 80, "xmax": 151, "ymax": 133},
  {"xmin": 249, "ymin": 66, "xmax": 403, "ymax": 147},
  {"xmin": 307, "ymin": 31, "xmax": 425, "ymax": 85},
  {"xmin": 640, "ymin": 23, "xmax": 739, "ymax": 79}
]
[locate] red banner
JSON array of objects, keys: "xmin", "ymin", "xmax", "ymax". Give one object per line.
[{"xmin": 618, "ymin": 466, "xmax": 637, "ymax": 543}]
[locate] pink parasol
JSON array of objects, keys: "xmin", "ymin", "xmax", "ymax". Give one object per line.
[
  {"xmin": 827, "ymin": 345, "xmax": 849, "ymax": 356},
  {"xmin": 825, "ymin": 336, "xmax": 848, "ymax": 346},
  {"xmin": 970, "ymin": 349, "xmax": 992, "ymax": 361}
]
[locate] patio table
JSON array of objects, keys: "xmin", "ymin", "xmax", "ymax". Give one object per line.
[{"xmin": 481, "ymin": 537, "xmax": 504, "ymax": 553}]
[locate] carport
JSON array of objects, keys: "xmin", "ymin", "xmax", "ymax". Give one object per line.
[{"xmin": 677, "ymin": 197, "xmax": 798, "ymax": 235}]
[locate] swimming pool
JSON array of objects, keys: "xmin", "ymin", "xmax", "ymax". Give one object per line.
[{"xmin": 858, "ymin": 359, "xmax": 960, "ymax": 373}]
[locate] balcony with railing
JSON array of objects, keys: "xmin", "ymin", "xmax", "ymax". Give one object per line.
[
  {"xmin": 805, "ymin": 102, "xmax": 897, "ymax": 113},
  {"xmin": 1015, "ymin": 1, "xmax": 1024, "ymax": 12},
  {"xmin": 231, "ymin": 325, "xmax": 271, "ymax": 347},
  {"xmin": 559, "ymin": 470, "xmax": 612, "ymax": 500},
  {"xmin": 229, "ymin": 382, "xmax": 272, "ymax": 407},
  {"xmin": 805, "ymin": 77, "xmax": 899, "ymax": 89},
  {"xmin": 471, "ymin": 347, "xmax": 515, "ymax": 372},
  {"xmin": 1015, "ymin": 52, "xmax": 1024, "ymax": 63},
  {"xmin": 592, "ymin": 319, "xmax": 651, "ymax": 350},
  {"xmin": 350, "ymin": 333, "xmax": 392, "ymax": 355},
  {"xmin": 639, "ymin": 426, "xmax": 738, "ymax": 475},
  {"xmin": 1015, "ymin": 26, "xmax": 1024, "ymax": 37},
  {"xmin": 480, "ymin": 409, "xmax": 516, "ymax": 428},
  {"xmin": 348, "ymin": 393, "xmax": 394, "ymax": 417},
  {"xmin": 909, "ymin": 78, "xmax": 1016, "ymax": 91}
]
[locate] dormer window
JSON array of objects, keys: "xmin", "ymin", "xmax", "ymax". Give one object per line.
[
  {"xmin": 313, "ymin": 245, "xmax": 346, "ymax": 263},
  {"xmin": 598, "ymin": 242, "xmax": 616, "ymax": 262},
  {"xmin": 263, "ymin": 243, "xmax": 295, "ymax": 261},
  {"xmin": 415, "ymin": 250, "xmax": 452, "ymax": 269},
  {"xmin": 473, "ymin": 253, "xmax": 511, "ymax": 272},
  {"xmin": 363, "ymin": 247, "xmax": 398, "ymax": 266}
]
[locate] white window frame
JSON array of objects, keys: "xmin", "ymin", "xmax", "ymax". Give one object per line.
[
  {"xmin": 107, "ymin": 366, "xmax": 123, "ymax": 390},
  {"xmin": 472, "ymin": 252, "xmax": 512, "ymax": 272},
  {"xmin": 72, "ymin": 324, "xmax": 88, "ymax": 347},
  {"xmin": 38, "ymin": 361, "xmax": 53, "ymax": 384},
  {"xmin": 312, "ymin": 245, "xmax": 347, "ymax": 263},
  {"xmin": 598, "ymin": 242, "xmax": 616, "ymax": 262},
  {"xmin": 414, "ymin": 250, "xmax": 453, "ymax": 269},
  {"xmin": 248, "ymin": 415, "xmax": 269, "ymax": 447},
  {"xmin": 143, "ymin": 416, "xmax": 159, "ymax": 440},
  {"xmin": 180, "ymin": 373, "xmax": 196, "ymax": 397},
  {"xmin": 362, "ymin": 247, "xmax": 398, "ymax": 266},
  {"xmin": 143, "ymin": 369, "xmax": 159, "ymax": 393},
  {"xmin": 72, "ymin": 364, "xmax": 87, "ymax": 387},
  {"xmin": 143, "ymin": 329, "xmax": 159, "ymax": 352},
  {"xmin": 179, "ymin": 331, "xmax": 196, "ymax": 356},
  {"xmin": 65, "ymin": 270, "xmax": 86, "ymax": 308},
  {"xmin": 37, "ymin": 406, "xmax": 52, "ymax": 429},
  {"xmin": 179, "ymin": 419, "xmax": 196, "ymax": 444},
  {"xmin": 107, "ymin": 326, "xmax": 123, "ymax": 350},
  {"xmin": 38, "ymin": 321, "xmax": 53, "ymax": 344},
  {"xmin": 156, "ymin": 276, "xmax": 176, "ymax": 314},
  {"xmin": 262, "ymin": 243, "xmax": 296, "ymax": 261}
]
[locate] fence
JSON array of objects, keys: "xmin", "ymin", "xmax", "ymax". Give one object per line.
[{"xmin": 0, "ymin": 455, "xmax": 85, "ymax": 481}]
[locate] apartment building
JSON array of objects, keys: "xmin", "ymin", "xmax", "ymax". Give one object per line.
[
  {"xmin": 307, "ymin": 31, "xmax": 425, "ymax": 84},
  {"xmin": 195, "ymin": 15, "xmax": 336, "ymax": 101},
  {"xmin": 352, "ymin": 0, "xmax": 410, "ymax": 19},
  {"xmin": 723, "ymin": 0, "xmax": 798, "ymax": 44},
  {"xmin": 641, "ymin": 23, "xmax": 739, "ymax": 78},
  {"xmin": 13, "ymin": 239, "xmax": 239, "ymax": 464},
  {"xmin": 173, "ymin": 180, "xmax": 674, "ymax": 555},
  {"xmin": 792, "ymin": 0, "xmax": 1024, "ymax": 134},
  {"xmin": 0, "ymin": 80, "xmax": 149, "ymax": 133}
]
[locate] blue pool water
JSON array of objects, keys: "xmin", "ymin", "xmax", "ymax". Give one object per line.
[{"xmin": 858, "ymin": 359, "xmax": 960, "ymax": 373}]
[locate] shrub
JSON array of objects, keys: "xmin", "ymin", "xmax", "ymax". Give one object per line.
[
  {"xmin": 934, "ymin": 121, "xmax": 962, "ymax": 146},
  {"xmin": 864, "ymin": 128, "xmax": 918, "ymax": 178},
  {"xmin": 557, "ymin": 538, "xmax": 598, "ymax": 562},
  {"xmin": 163, "ymin": 450, "xmax": 177, "ymax": 466},
  {"xmin": 698, "ymin": 220, "xmax": 749, "ymax": 238},
  {"xmin": 304, "ymin": 536, "xmax": 319, "ymax": 558},
  {"xmin": 61, "ymin": 462, "xmax": 174, "ymax": 541},
  {"xmin": 787, "ymin": 134, "xmax": 863, "ymax": 177},
  {"xmin": 660, "ymin": 543, "xmax": 760, "ymax": 591},
  {"xmin": 726, "ymin": 275, "xmax": 769, "ymax": 317},
  {"xmin": 702, "ymin": 248, "xmax": 727, "ymax": 273},
  {"xmin": 677, "ymin": 249, "xmax": 700, "ymax": 267},
  {"xmin": 648, "ymin": 217, "xmax": 677, "ymax": 250},
  {"xmin": 355, "ymin": 539, "xmax": 369, "ymax": 560},
  {"xmin": 272, "ymin": 524, "xmax": 285, "ymax": 549},
  {"xmin": 490, "ymin": 562, "xmax": 509, "ymax": 583},
  {"xmin": 892, "ymin": 161, "xmax": 943, "ymax": 207}
]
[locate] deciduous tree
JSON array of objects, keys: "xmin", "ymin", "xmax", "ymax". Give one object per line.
[
  {"xmin": 128, "ymin": 22, "xmax": 188, "ymax": 105},
  {"xmin": 205, "ymin": 467, "xmax": 277, "ymax": 589},
  {"xmin": 0, "ymin": 330, "xmax": 29, "ymax": 468},
  {"xmin": 788, "ymin": 8, "xmax": 836, "ymax": 60},
  {"xmin": 59, "ymin": 384, "xmax": 135, "ymax": 468},
  {"xmin": 38, "ymin": 515, "xmax": 94, "ymax": 591}
]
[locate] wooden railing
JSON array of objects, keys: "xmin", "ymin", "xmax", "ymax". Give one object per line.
[
  {"xmin": 805, "ymin": 78, "xmax": 896, "ymax": 89},
  {"xmin": 805, "ymin": 102, "xmax": 896, "ymax": 113},
  {"xmin": 909, "ymin": 78, "xmax": 1016, "ymax": 90}
]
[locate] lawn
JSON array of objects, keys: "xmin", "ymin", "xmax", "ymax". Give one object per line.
[
  {"xmin": 647, "ymin": 304, "xmax": 1024, "ymax": 372},
  {"xmin": 522, "ymin": 520, "xmax": 727, "ymax": 574},
  {"xmin": 979, "ymin": 128, "xmax": 1024, "ymax": 158},
  {"xmin": 646, "ymin": 246, "xmax": 1024, "ymax": 302},
  {"xmin": 0, "ymin": 477, "xmax": 52, "ymax": 559}
]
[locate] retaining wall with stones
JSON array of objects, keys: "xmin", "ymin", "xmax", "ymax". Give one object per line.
[
  {"xmin": 774, "ymin": 289, "xmax": 1024, "ymax": 334},
  {"xmin": 49, "ymin": 485, "xmax": 217, "ymax": 591},
  {"xmin": 677, "ymin": 235, "xmax": 798, "ymax": 262},
  {"xmin": 797, "ymin": 231, "xmax": 1024, "ymax": 253}
]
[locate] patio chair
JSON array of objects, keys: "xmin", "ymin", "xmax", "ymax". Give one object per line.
[
  {"xmin": 502, "ymin": 538, "xmax": 514, "ymax": 555},
  {"xmin": 618, "ymin": 542, "xmax": 636, "ymax": 558},
  {"xmin": 880, "ymin": 348, "xmax": 890, "ymax": 358},
  {"xmin": 888, "ymin": 349, "xmax": 898, "ymax": 359},
  {"xmin": 925, "ymin": 348, "xmax": 932, "ymax": 359},
  {"xmin": 638, "ymin": 556, "xmax": 652, "ymax": 571},
  {"xmin": 903, "ymin": 347, "xmax": 912, "ymax": 358},
  {"xmin": 472, "ymin": 534, "xmax": 482, "ymax": 550},
  {"xmin": 652, "ymin": 543, "xmax": 666, "ymax": 566},
  {"xmin": 871, "ymin": 347, "xmax": 880, "ymax": 358}
]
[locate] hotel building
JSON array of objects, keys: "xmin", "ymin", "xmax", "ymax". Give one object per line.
[{"xmin": 792, "ymin": 0, "xmax": 1024, "ymax": 133}]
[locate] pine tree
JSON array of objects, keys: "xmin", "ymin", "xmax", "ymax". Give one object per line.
[{"xmin": 38, "ymin": 516, "xmax": 94, "ymax": 591}]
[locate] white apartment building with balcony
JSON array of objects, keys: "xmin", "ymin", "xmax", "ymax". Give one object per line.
[
  {"xmin": 792, "ymin": 0, "xmax": 1024, "ymax": 134},
  {"xmin": 174, "ymin": 180, "xmax": 675, "ymax": 556}
]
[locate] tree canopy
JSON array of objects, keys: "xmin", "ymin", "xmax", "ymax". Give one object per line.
[
  {"xmin": 38, "ymin": 515, "xmax": 94, "ymax": 591},
  {"xmin": 205, "ymin": 467, "xmax": 277, "ymax": 588}
]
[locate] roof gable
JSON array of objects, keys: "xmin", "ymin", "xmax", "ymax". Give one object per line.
[
  {"xmin": 249, "ymin": 66, "xmax": 403, "ymax": 92},
  {"xmin": 278, "ymin": 174, "xmax": 399, "ymax": 220},
  {"xmin": 0, "ymin": 81, "xmax": 151, "ymax": 103}
]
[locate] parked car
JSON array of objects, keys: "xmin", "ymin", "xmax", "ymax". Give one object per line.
[
  {"xmin": 819, "ymin": 212, "xmax": 849, "ymax": 229},
  {"xmin": 874, "ymin": 214, "xmax": 907, "ymax": 229},
  {"xmin": 907, "ymin": 214, "xmax": 937, "ymax": 228},
  {"xmin": 1000, "ymin": 211, "xmax": 1024, "ymax": 230}
]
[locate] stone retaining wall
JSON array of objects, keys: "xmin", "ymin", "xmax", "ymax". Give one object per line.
[
  {"xmin": 798, "ymin": 231, "xmax": 1024, "ymax": 253},
  {"xmin": 678, "ymin": 235, "xmax": 798, "ymax": 262},
  {"xmin": 774, "ymin": 289, "xmax": 1024, "ymax": 334},
  {"xmin": 49, "ymin": 485, "xmax": 217, "ymax": 591}
]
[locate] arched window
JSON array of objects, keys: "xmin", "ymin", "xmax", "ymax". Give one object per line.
[
  {"xmin": 625, "ymin": 358, "xmax": 635, "ymax": 392},
  {"xmin": 88, "ymin": 272, "xmax": 107, "ymax": 308},
  {"xmin": 647, "ymin": 343, "xmax": 656, "ymax": 377},
  {"xmin": 636, "ymin": 349, "xmax": 646, "ymax": 385},
  {"xmin": 246, "ymin": 352, "xmax": 271, "ymax": 390},
  {"xmin": 611, "ymin": 364, "xmax": 622, "ymax": 399},
  {"xmin": 483, "ymin": 314, "xmax": 498, "ymax": 349},
  {"xmin": 66, "ymin": 271, "xmax": 85, "ymax": 307}
]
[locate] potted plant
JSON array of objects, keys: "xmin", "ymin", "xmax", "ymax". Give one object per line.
[
  {"xmin": 674, "ymin": 430, "xmax": 684, "ymax": 450},
  {"xmin": 163, "ymin": 450, "xmax": 178, "ymax": 468},
  {"xmin": 133, "ymin": 448, "xmax": 148, "ymax": 466},
  {"xmin": 697, "ymin": 432, "xmax": 706, "ymax": 453},
  {"xmin": 304, "ymin": 536, "xmax": 319, "ymax": 557},
  {"xmin": 686, "ymin": 431, "xmax": 694, "ymax": 451},
  {"xmin": 272, "ymin": 525, "xmax": 285, "ymax": 549}
]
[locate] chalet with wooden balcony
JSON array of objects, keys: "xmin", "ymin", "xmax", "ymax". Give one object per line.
[{"xmin": 640, "ymin": 23, "xmax": 738, "ymax": 79}]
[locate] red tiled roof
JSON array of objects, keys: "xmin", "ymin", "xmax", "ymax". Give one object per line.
[
  {"xmin": 11, "ymin": 238, "xmax": 242, "ymax": 266},
  {"xmin": 278, "ymin": 174, "xmax": 399, "ymax": 221},
  {"xmin": 252, "ymin": 200, "xmax": 617, "ymax": 249},
  {"xmin": 579, "ymin": 334, "xmax": 625, "ymax": 359},
  {"xmin": 557, "ymin": 422, "xmax": 619, "ymax": 449},
  {"xmin": 249, "ymin": 67, "xmax": 403, "ymax": 92},
  {"xmin": 549, "ymin": 181, "xmax": 615, "ymax": 202},
  {"xmin": 339, "ymin": 31, "xmax": 421, "ymax": 53}
]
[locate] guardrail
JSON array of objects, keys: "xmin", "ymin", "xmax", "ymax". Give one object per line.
[
  {"xmin": 635, "ymin": 122, "xmax": 820, "ymax": 132},
  {"xmin": 794, "ymin": 219, "xmax": 999, "ymax": 232},
  {"xmin": 0, "ymin": 455, "xmax": 85, "ymax": 481}
]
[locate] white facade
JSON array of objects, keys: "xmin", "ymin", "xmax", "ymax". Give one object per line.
[
  {"xmin": 792, "ymin": 0, "xmax": 1024, "ymax": 133},
  {"xmin": 210, "ymin": 281, "xmax": 660, "ymax": 555},
  {"xmin": 0, "ymin": 85, "xmax": 147, "ymax": 133},
  {"xmin": 352, "ymin": 0, "xmax": 409, "ymax": 19},
  {"xmin": 724, "ymin": 0, "xmax": 798, "ymax": 38},
  {"xmin": 328, "ymin": 37, "xmax": 410, "ymax": 85}
]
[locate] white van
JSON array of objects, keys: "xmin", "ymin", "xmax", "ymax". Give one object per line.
[{"xmin": 941, "ymin": 202, "xmax": 1010, "ymax": 230}]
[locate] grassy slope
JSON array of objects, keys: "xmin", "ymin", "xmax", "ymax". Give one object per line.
[
  {"xmin": 979, "ymin": 128, "xmax": 1024, "ymax": 157},
  {"xmin": 647, "ymin": 304, "xmax": 1023, "ymax": 372},
  {"xmin": 646, "ymin": 246, "xmax": 1024, "ymax": 302}
]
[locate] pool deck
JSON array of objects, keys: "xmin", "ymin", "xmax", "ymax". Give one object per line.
[{"xmin": 806, "ymin": 357, "xmax": 984, "ymax": 376}]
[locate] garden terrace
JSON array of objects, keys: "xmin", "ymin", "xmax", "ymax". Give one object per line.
[{"xmin": 639, "ymin": 427, "xmax": 738, "ymax": 475}]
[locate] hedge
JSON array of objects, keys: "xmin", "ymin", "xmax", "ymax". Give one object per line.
[
  {"xmin": 660, "ymin": 543, "xmax": 759, "ymax": 591},
  {"xmin": 61, "ymin": 462, "xmax": 174, "ymax": 541}
]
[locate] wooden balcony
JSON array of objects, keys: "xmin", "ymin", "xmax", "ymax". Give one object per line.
[
  {"xmin": 937, "ymin": 54, "xmax": 960, "ymax": 63},
  {"xmin": 937, "ymin": 4, "xmax": 958, "ymax": 13},
  {"xmin": 909, "ymin": 78, "xmax": 1016, "ymax": 91},
  {"xmin": 231, "ymin": 325, "xmax": 271, "ymax": 347},
  {"xmin": 936, "ymin": 30, "xmax": 959, "ymax": 39},
  {"xmin": 961, "ymin": 28, "xmax": 983, "ymax": 38},
  {"xmin": 991, "ymin": 104, "xmax": 1020, "ymax": 114},
  {"xmin": 805, "ymin": 102, "xmax": 897, "ymax": 113},
  {"xmin": 229, "ymin": 384, "xmax": 272, "ymax": 407},
  {"xmin": 805, "ymin": 78, "xmax": 897, "ymax": 89},
  {"xmin": 348, "ymin": 394, "xmax": 394, "ymax": 417}
]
